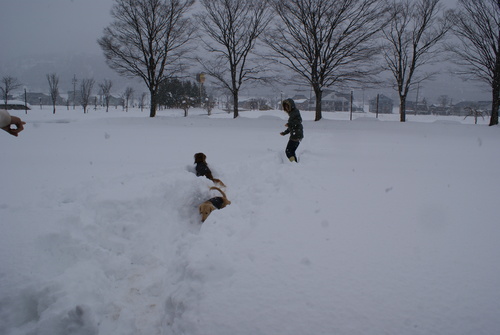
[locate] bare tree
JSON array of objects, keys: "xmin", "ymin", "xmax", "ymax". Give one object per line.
[
  {"xmin": 98, "ymin": 0, "xmax": 196, "ymax": 118},
  {"xmin": 264, "ymin": 0, "xmax": 386, "ymax": 121},
  {"xmin": 99, "ymin": 79, "xmax": 113, "ymax": 112},
  {"xmin": 1, "ymin": 76, "xmax": 22, "ymax": 108},
  {"xmin": 139, "ymin": 92, "xmax": 147, "ymax": 111},
  {"xmin": 464, "ymin": 107, "xmax": 485, "ymax": 125},
  {"xmin": 196, "ymin": 0, "xmax": 273, "ymax": 118},
  {"xmin": 80, "ymin": 78, "xmax": 95, "ymax": 114},
  {"xmin": 447, "ymin": 0, "xmax": 500, "ymax": 126},
  {"xmin": 46, "ymin": 73, "xmax": 59, "ymax": 114},
  {"xmin": 437, "ymin": 94, "xmax": 449, "ymax": 107},
  {"xmin": 123, "ymin": 87, "xmax": 134, "ymax": 112},
  {"xmin": 205, "ymin": 96, "xmax": 215, "ymax": 115},
  {"xmin": 381, "ymin": 0, "xmax": 451, "ymax": 122},
  {"xmin": 181, "ymin": 96, "xmax": 194, "ymax": 117}
]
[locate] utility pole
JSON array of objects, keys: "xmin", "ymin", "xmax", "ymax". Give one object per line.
[
  {"xmin": 350, "ymin": 91, "xmax": 353, "ymax": 121},
  {"xmin": 415, "ymin": 82, "xmax": 420, "ymax": 116},
  {"xmin": 24, "ymin": 88, "xmax": 28, "ymax": 115},
  {"xmin": 72, "ymin": 74, "xmax": 77, "ymax": 110}
]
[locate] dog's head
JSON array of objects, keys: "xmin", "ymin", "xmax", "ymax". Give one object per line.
[
  {"xmin": 199, "ymin": 202, "xmax": 215, "ymax": 222},
  {"xmin": 194, "ymin": 152, "xmax": 207, "ymax": 164}
]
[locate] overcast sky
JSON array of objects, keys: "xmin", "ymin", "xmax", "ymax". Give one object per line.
[
  {"xmin": 0, "ymin": 0, "xmax": 114, "ymax": 60},
  {"xmin": 2, "ymin": 0, "xmax": 485, "ymax": 102},
  {"xmin": 0, "ymin": 0, "xmax": 458, "ymax": 61}
]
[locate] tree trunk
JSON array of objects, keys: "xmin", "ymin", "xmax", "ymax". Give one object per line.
[
  {"xmin": 314, "ymin": 88, "xmax": 322, "ymax": 121},
  {"xmin": 232, "ymin": 92, "xmax": 239, "ymax": 118},
  {"xmin": 490, "ymin": 76, "xmax": 500, "ymax": 126},
  {"xmin": 399, "ymin": 95, "xmax": 407, "ymax": 122},
  {"xmin": 490, "ymin": 94, "xmax": 499, "ymax": 126},
  {"xmin": 53, "ymin": 104, "xmax": 56, "ymax": 114},
  {"xmin": 149, "ymin": 91, "xmax": 157, "ymax": 118}
]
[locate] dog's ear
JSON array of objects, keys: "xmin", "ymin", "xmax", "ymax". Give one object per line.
[
  {"xmin": 194, "ymin": 153, "xmax": 206, "ymax": 163},
  {"xmin": 199, "ymin": 204, "xmax": 213, "ymax": 222}
]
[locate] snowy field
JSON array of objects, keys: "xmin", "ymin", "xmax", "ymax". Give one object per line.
[{"xmin": 1, "ymin": 105, "xmax": 499, "ymax": 335}]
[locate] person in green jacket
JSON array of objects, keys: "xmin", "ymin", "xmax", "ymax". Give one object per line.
[{"xmin": 280, "ymin": 99, "xmax": 303, "ymax": 162}]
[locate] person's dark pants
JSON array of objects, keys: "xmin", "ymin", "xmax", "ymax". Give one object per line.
[{"xmin": 285, "ymin": 139, "xmax": 300, "ymax": 162}]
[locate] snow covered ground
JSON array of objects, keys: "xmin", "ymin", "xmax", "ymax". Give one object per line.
[{"xmin": 1, "ymin": 106, "xmax": 499, "ymax": 335}]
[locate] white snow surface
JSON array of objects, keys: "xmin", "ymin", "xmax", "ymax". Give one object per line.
[{"xmin": 1, "ymin": 106, "xmax": 499, "ymax": 335}]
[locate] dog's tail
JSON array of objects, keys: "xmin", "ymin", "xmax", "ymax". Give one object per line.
[
  {"xmin": 210, "ymin": 186, "xmax": 227, "ymax": 199},
  {"xmin": 212, "ymin": 178, "xmax": 226, "ymax": 188}
]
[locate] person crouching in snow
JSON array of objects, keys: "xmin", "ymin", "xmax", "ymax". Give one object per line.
[{"xmin": 280, "ymin": 98, "xmax": 303, "ymax": 162}]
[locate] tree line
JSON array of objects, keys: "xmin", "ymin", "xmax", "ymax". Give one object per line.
[
  {"xmin": 3, "ymin": 0, "xmax": 499, "ymax": 126},
  {"xmin": 2, "ymin": 74, "xmax": 206, "ymax": 116}
]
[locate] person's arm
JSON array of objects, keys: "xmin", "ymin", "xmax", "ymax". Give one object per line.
[
  {"xmin": 281, "ymin": 124, "xmax": 291, "ymax": 136},
  {"xmin": 281, "ymin": 112, "xmax": 295, "ymax": 136}
]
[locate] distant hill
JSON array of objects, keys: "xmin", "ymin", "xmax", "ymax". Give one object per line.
[{"xmin": 0, "ymin": 52, "xmax": 143, "ymax": 96}]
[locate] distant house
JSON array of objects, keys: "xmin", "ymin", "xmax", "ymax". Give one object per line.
[
  {"xmin": 2, "ymin": 99, "xmax": 30, "ymax": 111},
  {"xmin": 429, "ymin": 104, "xmax": 452, "ymax": 116},
  {"xmin": 405, "ymin": 100, "xmax": 430, "ymax": 115},
  {"xmin": 21, "ymin": 92, "xmax": 64, "ymax": 106},
  {"xmin": 321, "ymin": 91, "xmax": 352, "ymax": 112},
  {"xmin": 291, "ymin": 94, "xmax": 310, "ymax": 110},
  {"xmin": 291, "ymin": 91, "xmax": 364, "ymax": 112},
  {"xmin": 369, "ymin": 94, "xmax": 393, "ymax": 114},
  {"xmin": 238, "ymin": 97, "xmax": 272, "ymax": 111},
  {"xmin": 109, "ymin": 95, "xmax": 124, "ymax": 108}
]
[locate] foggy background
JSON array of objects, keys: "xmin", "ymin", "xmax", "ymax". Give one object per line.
[{"xmin": 0, "ymin": 0, "xmax": 491, "ymax": 104}]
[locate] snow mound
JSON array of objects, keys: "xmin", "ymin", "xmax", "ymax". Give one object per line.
[{"xmin": 1, "ymin": 107, "xmax": 499, "ymax": 335}]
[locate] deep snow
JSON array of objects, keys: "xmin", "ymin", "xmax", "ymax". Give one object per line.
[{"xmin": 1, "ymin": 106, "xmax": 499, "ymax": 335}]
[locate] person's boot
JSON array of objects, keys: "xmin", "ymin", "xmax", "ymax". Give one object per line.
[{"xmin": 289, "ymin": 156, "xmax": 296, "ymax": 162}]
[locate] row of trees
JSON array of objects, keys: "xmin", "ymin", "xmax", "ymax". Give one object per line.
[
  {"xmin": 0, "ymin": 73, "xmax": 139, "ymax": 114},
  {"xmin": 46, "ymin": 75, "xmax": 104, "ymax": 114},
  {"xmin": 97, "ymin": 0, "xmax": 500, "ymax": 126},
  {"xmin": 1, "ymin": 74, "xmax": 100, "ymax": 113},
  {"xmin": 1, "ymin": 76, "xmax": 22, "ymax": 109},
  {"xmin": 45, "ymin": 75, "xmax": 101, "ymax": 114},
  {"xmin": 2, "ymin": 72, "xmax": 206, "ymax": 115}
]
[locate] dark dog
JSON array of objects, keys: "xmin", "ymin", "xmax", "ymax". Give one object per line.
[
  {"xmin": 194, "ymin": 152, "xmax": 226, "ymax": 187},
  {"xmin": 199, "ymin": 187, "xmax": 231, "ymax": 222}
]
